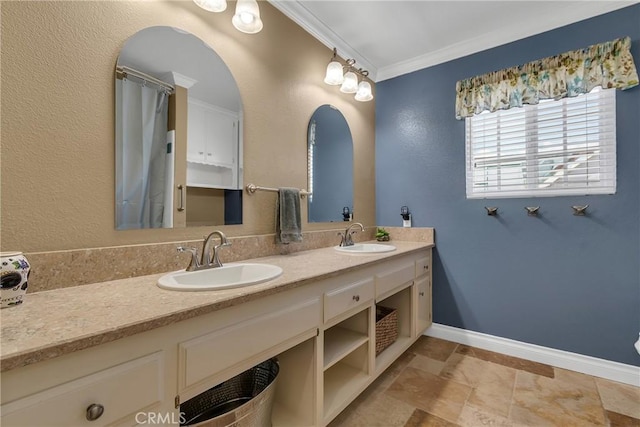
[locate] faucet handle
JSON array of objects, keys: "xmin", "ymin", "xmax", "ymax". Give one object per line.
[
  {"xmin": 177, "ymin": 246, "xmax": 200, "ymax": 271},
  {"xmin": 177, "ymin": 246, "xmax": 197, "ymax": 254}
]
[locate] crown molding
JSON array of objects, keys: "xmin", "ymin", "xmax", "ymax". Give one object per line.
[
  {"xmin": 269, "ymin": 1, "xmax": 637, "ymax": 83},
  {"xmin": 377, "ymin": 1, "xmax": 637, "ymax": 81}
]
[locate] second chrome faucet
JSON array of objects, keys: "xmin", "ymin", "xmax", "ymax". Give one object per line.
[
  {"xmin": 178, "ymin": 230, "xmax": 231, "ymax": 271},
  {"xmin": 338, "ymin": 222, "xmax": 365, "ymax": 247}
]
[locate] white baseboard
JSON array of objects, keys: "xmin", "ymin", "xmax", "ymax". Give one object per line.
[{"xmin": 425, "ymin": 323, "xmax": 640, "ymax": 387}]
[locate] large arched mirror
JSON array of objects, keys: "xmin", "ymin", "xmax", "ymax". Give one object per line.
[
  {"xmin": 307, "ymin": 105, "xmax": 354, "ymax": 223},
  {"xmin": 115, "ymin": 26, "xmax": 243, "ymax": 230}
]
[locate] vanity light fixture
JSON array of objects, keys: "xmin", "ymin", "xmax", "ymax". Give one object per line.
[
  {"xmin": 232, "ymin": 0, "xmax": 264, "ymax": 34},
  {"xmin": 324, "ymin": 48, "xmax": 374, "ymax": 102},
  {"xmin": 340, "ymin": 70, "xmax": 359, "ymax": 94},
  {"xmin": 355, "ymin": 80, "xmax": 373, "ymax": 102},
  {"xmin": 193, "ymin": 0, "xmax": 263, "ymax": 34},
  {"xmin": 193, "ymin": 0, "xmax": 227, "ymax": 13},
  {"xmin": 324, "ymin": 49, "xmax": 345, "ymax": 85}
]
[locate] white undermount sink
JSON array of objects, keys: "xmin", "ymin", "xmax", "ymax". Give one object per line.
[
  {"xmin": 334, "ymin": 243, "xmax": 397, "ymax": 254},
  {"xmin": 157, "ymin": 263, "xmax": 283, "ymax": 291}
]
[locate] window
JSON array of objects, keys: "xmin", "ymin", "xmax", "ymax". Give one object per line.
[{"xmin": 465, "ymin": 87, "xmax": 616, "ymax": 199}]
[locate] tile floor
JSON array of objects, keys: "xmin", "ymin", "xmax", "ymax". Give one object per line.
[{"xmin": 328, "ymin": 336, "xmax": 640, "ymax": 427}]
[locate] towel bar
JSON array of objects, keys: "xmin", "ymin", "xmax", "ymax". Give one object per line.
[{"xmin": 246, "ymin": 184, "xmax": 311, "ymax": 198}]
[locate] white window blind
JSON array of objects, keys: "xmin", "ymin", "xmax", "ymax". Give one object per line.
[
  {"xmin": 307, "ymin": 120, "xmax": 316, "ymax": 202},
  {"xmin": 465, "ymin": 87, "xmax": 616, "ymax": 199}
]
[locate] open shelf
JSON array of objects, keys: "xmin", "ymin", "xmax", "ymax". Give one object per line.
[
  {"xmin": 272, "ymin": 338, "xmax": 316, "ymax": 427},
  {"xmin": 374, "ymin": 336, "xmax": 413, "ymax": 374},
  {"xmin": 324, "ymin": 327, "xmax": 368, "ymax": 371},
  {"xmin": 323, "ymin": 353, "xmax": 370, "ymax": 423},
  {"xmin": 375, "ymin": 286, "xmax": 413, "ymax": 373}
]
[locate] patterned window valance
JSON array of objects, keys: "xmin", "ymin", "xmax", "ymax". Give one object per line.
[{"xmin": 455, "ymin": 36, "xmax": 639, "ymax": 119}]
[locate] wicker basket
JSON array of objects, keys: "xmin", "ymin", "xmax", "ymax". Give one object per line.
[
  {"xmin": 180, "ymin": 358, "xmax": 279, "ymax": 427},
  {"xmin": 375, "ymin": 306, "xmax": 398, "ymax": 356}
]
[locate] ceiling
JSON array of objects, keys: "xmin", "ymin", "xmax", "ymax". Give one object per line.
[{"xmin": 269, "ymin": 1, "xmax": 637, "ymax": 82}]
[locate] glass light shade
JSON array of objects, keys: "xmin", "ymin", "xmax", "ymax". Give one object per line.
[
  {"xmin": 355, "ymin": 81, "xmax": 373, "ymax": 102},
  {"xmin": 193, "ymin": 0, "xmax": 227, "ymax": 12},
  {"xmin": 324, "ymin": 61, "xmax": 344, "ymax": 85},
  {"xmin": 340, "ymin": 71, "xmax": 358, "ymax": 93},
  {"xmin": 232, "ymin": 0, "xmax": 263, "ymax": 34}
]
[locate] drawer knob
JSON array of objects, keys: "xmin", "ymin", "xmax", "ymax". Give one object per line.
[
  {"xmin": 419, "ymin": 291, "xmax": 425, "ymax": 297},
  {"xmin": 86, "ymin": 403, "xmax": 104, "ymax": 421},
  {"xmin": 423, "ymin": 265, "xmax": 429, "ymax": 270},
  {"xmin": 352, "ymin": 295, "xmax": 360, "ymax": 302}
]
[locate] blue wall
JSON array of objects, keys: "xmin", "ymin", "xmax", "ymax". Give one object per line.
[{"xmin": 376, "ymin": 5, "xmax": 640, "ymax": 366}]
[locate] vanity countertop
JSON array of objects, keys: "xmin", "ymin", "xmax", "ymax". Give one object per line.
[{"xmin": 0, "ymin": 240, "xmax": 433, "ymax": 372}]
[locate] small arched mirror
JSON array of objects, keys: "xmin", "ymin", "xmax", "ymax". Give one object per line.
[
  {"xmin": 115, "ymin": 26, "xmax": 243, "ymax": 230},
  {"xmin": 307, "ymin": 105, "xmax": 354, "ymax": 223}
]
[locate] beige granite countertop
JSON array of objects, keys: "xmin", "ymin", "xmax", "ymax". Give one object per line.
[{"xmin": 0, "ymin": 240, "xmax": 432, "ymax": 372}]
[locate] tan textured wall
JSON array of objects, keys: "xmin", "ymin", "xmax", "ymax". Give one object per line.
[{"xmin": 0, "ymin": 1, "xmax": 375, "ymax": 252}]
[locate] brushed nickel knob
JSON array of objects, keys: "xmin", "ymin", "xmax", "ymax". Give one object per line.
[
  {"xmin": 352, "ymin": 295, "xmax": 360, "ymax": 302},
  {"xmin": 419, "ymin": 292, "xmax": 425, "ymax": 297},
  {"xmin": 86, "ymin": 403, "xmax": 104, "ymax": 421}
]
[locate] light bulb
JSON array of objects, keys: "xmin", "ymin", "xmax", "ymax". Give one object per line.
[
  {"xmin": 340, "ymin": 71, "xmax": 358, "ymax": 94},
  {"xmin": 193, "ymin": 0, "xmax": 227, "ymax": 13},
  {"xmin": 240, "ymin": 12, "xmax": 254, "ymax": 24},
  {"xmin": 324, "ymin": 61, "xmax": 344, "ymax": 85},
  {"xmin": 355, "ymin": 81, "xmax": 373, "ymax": 102},
  {"xmin": 232, "ymin": 0, "xmax": 263, "ymax": 34}
]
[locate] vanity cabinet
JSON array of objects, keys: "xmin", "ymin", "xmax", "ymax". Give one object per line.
[{"xmin": 0, "ymin": 247, "xmax": 432, "ymax": 427}]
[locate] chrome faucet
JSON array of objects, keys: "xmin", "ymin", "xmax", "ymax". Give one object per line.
[
  {"xmin": 338, "ymin": 222, "xmax": 365, "ymax": 247},
  {"xmin": 177, "ymin": 230, "xmax": 231, "ymax": 271},
  {"xmin": 202, "ymin": 230, "xmax": 231, "ymax": 268}
]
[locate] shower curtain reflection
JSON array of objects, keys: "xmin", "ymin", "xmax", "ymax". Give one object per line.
[{"xmin": 116, "ymin": 78, "xmax": 171, "ymax": 229}]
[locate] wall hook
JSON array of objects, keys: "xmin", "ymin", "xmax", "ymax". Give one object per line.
[
  {"xmin": 525, "ymin": 206, "xmax": 540, "ymax": 216},
  {"xmin": 485, "ymin": 207, "xmax": 498, "ymax": 216},
  {"xmin": 572, "ymin": 205, "xmax": 589, "ymax": 216}
]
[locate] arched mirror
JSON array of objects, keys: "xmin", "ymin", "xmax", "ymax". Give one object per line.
[
  {"xmin": 307, "ymin": 105, "xmax": 354, "ymax": 223},
  {"xmin": 115, "ymin": 26, "xmax": 243, "ymax": 230}
]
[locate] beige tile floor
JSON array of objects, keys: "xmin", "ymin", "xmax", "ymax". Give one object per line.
[{"xmin": 328, "ymin": 337, "xmax": 640, "ymax": 427}]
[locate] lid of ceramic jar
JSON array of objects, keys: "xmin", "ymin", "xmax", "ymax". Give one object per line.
[{"xmin": 0, "ymin": 252, "xmax": 23, "ymax": 257}]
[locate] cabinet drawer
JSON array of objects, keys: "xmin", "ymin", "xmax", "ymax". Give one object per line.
[
  {"xmin": 375, "ymin": 263, "xmax": 414, "ymax": 298},
  {"xmin": 1, "ymin": 352, "xmax": 164, "ymax": 426},
  {"xmin": 324, "ymin": 277, "xmax": 374, "ymax": 323},
  {"xmin": 415, "ymin": 255, "xmax": 431, "ymax": 277},
  {"xmin": 179, "ymin": 297, "xmax": 320, "ymax": 390}
]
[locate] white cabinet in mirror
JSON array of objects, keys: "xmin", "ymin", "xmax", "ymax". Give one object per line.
[
  {"xmin": 187, "ymin": 99, "xmax": 240, "ymax": 189},
  {"xmin": 115, "ymin": 26, "xmax": 243, "ymax": 230}
]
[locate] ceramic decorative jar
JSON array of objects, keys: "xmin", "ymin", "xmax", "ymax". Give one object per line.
[{"xmin": 1, "ymin": 252, "xmax": 30, "ymax": 308}]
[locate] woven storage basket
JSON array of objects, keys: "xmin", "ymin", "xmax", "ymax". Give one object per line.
[
  {"xmin": 375, "ymin": 306, "xmax": 398, "ymax": 356},
  {"xmin": 180, "ymin": 358, "xmax": 279, "ymax": 427}
]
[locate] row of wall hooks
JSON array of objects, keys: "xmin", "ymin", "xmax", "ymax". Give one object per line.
[{"xmin": 485, "ymin": 205, "xmax": 589, "ymax": 217}]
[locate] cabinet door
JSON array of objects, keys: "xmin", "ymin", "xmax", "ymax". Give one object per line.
[
  {"xmin": 186, "ymin": 102, "xmax": 206, "ymax": 163},
  {"xmin": 204, "ymin": 113, "xmax": 237, "ymax": 167},
  {"xmin": 414, "ymin": 276, "xmax": 432, "ymax": 335}
]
